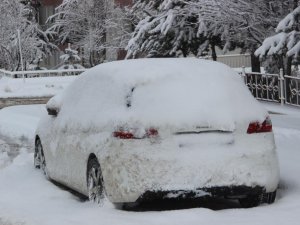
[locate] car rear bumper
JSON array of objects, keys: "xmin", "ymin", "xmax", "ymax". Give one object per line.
[
  {"xmin": 101, "ymin": 132, "xmax": 279, "ymax": 203},
  {"xmin": 139, "ymin": 185, "xmax": 265, "ymax": 201}
]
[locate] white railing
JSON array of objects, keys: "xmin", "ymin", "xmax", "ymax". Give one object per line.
[
  {"xmin": 240, "ymin": 68, "xmax": 300, "ymax": 107},
  {"xmin": 0, "ymin": 68, "xmax": 87, "ymax": 78},
  {"xmin": 284, "ymin": 75, "xmax": 300, "ymax": 107}
]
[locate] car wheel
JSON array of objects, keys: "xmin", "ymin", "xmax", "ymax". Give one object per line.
[
  {"xmin": 239, "ymin": 193, "xmax": 263, "ymax": 208},
  {"xmin": 87, "ymin": 158, "xmax": 105, "ymax": 204},
  {"xmin": 263, "ymin": 191, "xmax": 276, "ymax": 204},
  {"xmin": 34, "ymin": 139, "xmax": 48, "ymax": 177}
]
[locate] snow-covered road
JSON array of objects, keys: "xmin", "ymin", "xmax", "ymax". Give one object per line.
[{"xmin": 0, "ymin": 104, "xmax": 300, "ymax": 225}]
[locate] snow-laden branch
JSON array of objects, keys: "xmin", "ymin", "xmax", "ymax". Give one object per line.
[
  {"xmin": 276, "ymin": 6, "xmax": 300, "ymax": 32},
  {"xmin": 255, "ymin": 33, "xmax": 287, "ymax": 56},
  {"xmin": 256, "ymin": 5, "xmax": 300, "ymax": 58},
  {"xmin": 127, "ymin": 0, "xmax": 284, "ymax": 58}
]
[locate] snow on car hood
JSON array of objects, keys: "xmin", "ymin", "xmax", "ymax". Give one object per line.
[{"xmin": 47, "ymin": 58, "xmax": 268, "ymax": 132}]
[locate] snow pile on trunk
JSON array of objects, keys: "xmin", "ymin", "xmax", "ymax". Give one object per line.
[{"xmin": 49, "ymin": 58, "xmax": 267, "ymax": 132}]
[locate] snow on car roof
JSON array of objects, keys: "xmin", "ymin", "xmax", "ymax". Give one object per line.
[{"xmin": 47, "ymin": 58, "xmax": 267, "ymax": 131}]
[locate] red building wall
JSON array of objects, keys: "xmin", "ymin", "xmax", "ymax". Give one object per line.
[
  {"xmin": 40, "ymin": 0, "xmax": 132, "ymax": 7},
  {"xmin": 40, "ymin": 0, "xmax": 63, "ymax": 6},
  {"xmin": 114, "ymin": 0, "xmax": 133, "ymax": 7}
]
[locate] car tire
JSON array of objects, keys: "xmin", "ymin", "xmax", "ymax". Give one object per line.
[
  {"xmin": 87, "ymin": 158, "xmax": 105, "ymax": 204},
  {"xmin": 263, "ymin": 191, "xmax": 277, "ymax": 204},
  {"xmin": 239, "ymin": 193, "xmax": 263, "ymax": 208},
  {"xmin": 34, "ymin": 139, "xmax": 48, "ymax": 177}
]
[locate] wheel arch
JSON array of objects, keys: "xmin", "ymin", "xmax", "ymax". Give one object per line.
[
  {"xmin": 86, "ymin": 153, "xmax": 99, "ymax": 181},
  {"xmin": 35, "ymin": 135, "xmax": 40, "ymax": 145},
  {"xmin": 87, "ymin": 153, "xmax": 98, "ymax": 164}
]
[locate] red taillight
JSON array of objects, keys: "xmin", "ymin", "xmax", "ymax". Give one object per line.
[
  {"xmin": 113, "ymin": 131, "xmax": 134, "ymax": 139},
  {"xmin": 113, "ymin": 128, "xmax": 158, "ymax": 139},
  {"xmin": 247, "ymin": 117, "xmax": 272, "ymax": 134},
  {"xmin": 146, "ymin": 128, "xmax": 159, "ymax": 137}
]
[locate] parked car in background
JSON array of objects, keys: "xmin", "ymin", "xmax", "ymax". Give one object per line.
[{"xmin": 34, "ymin": 58, "xmax": 279, "ymax": 208}]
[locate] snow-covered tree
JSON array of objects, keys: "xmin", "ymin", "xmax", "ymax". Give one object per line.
[
  {"xmin": 48, "ymin": 0, "xmax": 131, "ymax": 67},
  {"xmin": 0, "ymin": 0, "xmax": 55, "ymax": 71},
  {"xmin": 256, "ymin": 5, "xmax": 300, "ymax": 58},
  {"xmin": 255, "ymin": 1, "xmax": 300, "ymax": 74},
  {"xmin": 126, "ymin": 0, "xmax": 290, "ymax": 71},
  {"xmin": 59, "ymin": 43, "xmax": 84, "ymax": 69},
  {"xmin": 228, "ymin": 0, "xmax": 291, "ymax": 72},
  {"xmin": 126, "ymin": 0, "xmax": 228, "ymax": 59}
]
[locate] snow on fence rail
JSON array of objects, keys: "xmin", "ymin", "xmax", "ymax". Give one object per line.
[
  {"xmin": 240, "ymin": 68, "xmax": 300, "ymax": 107},
  {"xmin": 0, "ymin": 68, "xmax": 87, "ymax": 78}
]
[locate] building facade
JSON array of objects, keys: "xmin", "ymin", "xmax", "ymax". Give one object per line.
[{"xmin": 38, "ymin": 0, "xmax": 62, "ymax": 26}]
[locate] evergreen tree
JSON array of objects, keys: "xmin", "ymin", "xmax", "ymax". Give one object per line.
[
  {"xmin": 126, "ymin": 0, "xmax": 290, "ymax": 72},
  {"xmin": 59, "ymin": 43, "xmax": 84, "ymax": 69},
  {"xmin": 256, "ymin": 3, "xmax": 300, "ymax": 75}
]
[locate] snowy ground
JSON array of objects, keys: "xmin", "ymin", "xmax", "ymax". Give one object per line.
[
  {"xmin": 0, "ymin": 76, "xmax": 77, "ymax": 98},
  {"xmin": 0, "ymin": 102, "xmax": 299, "ymax": 225}
]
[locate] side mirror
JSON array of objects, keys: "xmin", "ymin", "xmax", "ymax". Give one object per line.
[
  {"xmin": 46, "ymin": 95, "xmax": 62, "ymax": 117},
  {"xmin": 47, "ymin": 106, "xmax": 59, "ymax": 116}
]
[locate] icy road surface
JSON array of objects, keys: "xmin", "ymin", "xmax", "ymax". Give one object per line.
[{"xmin": 0, "ymin": 104, "xmax": 300, "ymax": 225}]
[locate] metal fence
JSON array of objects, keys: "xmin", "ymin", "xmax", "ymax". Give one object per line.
[
  {"xmin": 0, "ymin": 68, "xmax": 87, "ymax": 78},
  {"xmin": 241, "ymin": 68, "xmax": 300, "ymax": 107},
  {"xmin": 285, "ymin": 75, "xmax": 300, "ymax": 107}
]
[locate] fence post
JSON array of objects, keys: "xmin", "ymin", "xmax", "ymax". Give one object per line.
[
  {"xmin": 242, "ymin": 66, "xmax": 246, "ymax": 82},
  {"xmin": 279, "ymin": 68, "xmax": 285, "ymax": 106}
]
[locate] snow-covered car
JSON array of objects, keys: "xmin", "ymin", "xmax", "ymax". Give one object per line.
[{"xmin": 34, "ymin": 58, "xmax": 279, "ymax": 208}]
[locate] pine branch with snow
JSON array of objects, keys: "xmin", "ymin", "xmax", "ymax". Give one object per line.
[
  {"xmin": 126, "ymin": 0, "xmax": 289, "ymax": 59},
  {"xmin": 256, "ymin": 5, "xmax": 300, "ymax": 58}
]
